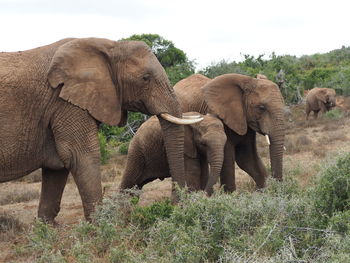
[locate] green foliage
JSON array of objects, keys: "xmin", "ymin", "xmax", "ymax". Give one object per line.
[
  {"xmin": 324, "ymin": 108, "xmax": 343, "ymax": 119},
  {"xmin": 118, "ymin": 141, "xmax": 129, "ymax": 155},
  {"xmin": 98, "ymin": 131, "xmax": 110, "ymax": 164},
  {"xmin": 123, "ymin": 34, "xmax": 195, "ymax": 85},
  {"xmin": 22, "ymin": 139, "xmax": 350, "ymax": 263},
  {"xmin": 329, "ymin": 210, "xmax": 350, "ymax": 234},
  {"xmin": 200, "ymin": 46, "xmax": 350, "ymax": 104},
  {"xmin": 312, "ymin": 153, "xmax": 350, "ymax": 226},
  {"xmin": 131, "ymin": 199, "xmax": 174, "ymax": 229}
]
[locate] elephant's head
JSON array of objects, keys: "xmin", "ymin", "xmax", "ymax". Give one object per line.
[
  {"xmin": 317, "ymin": 88, "xmax": 336, "ymax": 109},
  {"xmin": 202, "ymin": 74, "xmax": 285, "ymax": 180},
  {"xmin": 47, "ymin": 38, "xmax": 202, "ymax": 186},
  {"xmin": 184, "ymin": 113, "xmax": 227, "ymax": 195}
]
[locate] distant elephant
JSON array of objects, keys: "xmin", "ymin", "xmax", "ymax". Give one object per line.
[
  {"xmin": 120, "ymin": 113, "xmax": 227, "ymax": 195},
  {"xmin": 0, "ymin": 38, "xmax": 202, "ymax": 222},
  {"xmin": 174, "ymin": 74, "xmax": 285, "ymax": 191},
  {"xmin": 305, "ymin": 87, "xmax": 336, "ymax": 120}
]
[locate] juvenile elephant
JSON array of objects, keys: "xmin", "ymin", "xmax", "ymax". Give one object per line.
[
  {"xmin": 174, "ymin": 74, "xmax": 285, "ymax": 191},
  {"xmin": 0, "ymin": 38, "xmax": 202, "ymax": 222},
  {"xmin": 120, "ymin": 113, "xmax": 227, "ymax": 195},
  {"xmin": 305, "ymin": 87, "xmax": 336, "ymax": 120}
]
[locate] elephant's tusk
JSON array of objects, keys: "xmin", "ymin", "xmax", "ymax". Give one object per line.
[
  {"xmin": 284, "ymin": 146, "xmax": 287, "ymax": 151},
  {"xmin": 160, "ymin": 113, "xmax": 203, "ymax": 125},
  {"xmin": 182, "ymin": 114, "xmax": 202, "ymax": 119},
  {"xmin": 265, "ymin": 135, "xmax": 270, "ymax": 145}
]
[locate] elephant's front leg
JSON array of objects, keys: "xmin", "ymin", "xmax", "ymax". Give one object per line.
[
  {"xmin": 70, "ymin": 155, "xmax": 102, "ymax": 221},
  {"xmin": 220, "ymin": 140, "xmax": 236, "ymax": 192},
  {"xmin": 184, "ymin": 157, "xmax": 201, "ymax": 191},
  {"xmin": 235, "ymin": 136, "xmax": 267, "ymax": 189},
  {"xmin": 38, "ymin": 168, "xmax": 69, "ymax": 223},
  {"xmin": 52, "ymin": 106, "xmax": 103, "ymax": 221}
]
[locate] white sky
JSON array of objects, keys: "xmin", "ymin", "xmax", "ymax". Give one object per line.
[{"xmin": 1, "ymin": 0, "xmax": 350, "ymax": 69}]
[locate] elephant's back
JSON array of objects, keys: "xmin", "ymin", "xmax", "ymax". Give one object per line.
[
  {"xmin": 174, "ymin": 74, "xmax": 210, "ymax": 114},
  {"xmin": 131, "ymin": 116, "xmax": 165, "ymax": 157},
  {"xmin": 0, "ymin": 38, "xmax": 72, "ymax": 87}
]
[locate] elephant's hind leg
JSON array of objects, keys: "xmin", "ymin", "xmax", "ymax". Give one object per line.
[{"xmin": 38, "ymin": 168, "xmax": 69, "ymax": 223}]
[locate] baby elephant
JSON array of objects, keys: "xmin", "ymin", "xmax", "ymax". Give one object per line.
[
  {"xmin": 120, "ymin": 113, "xmax": 227, "ymax": 195},
  {"xmin": 306, "ymin": 87, "xmax": 336, "ymax": 120}
]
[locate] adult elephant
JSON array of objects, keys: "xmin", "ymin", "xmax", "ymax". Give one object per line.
[
  {"xmin": 174, "ymin": 74, "xmax": 285, "ymax": 191},
  {"xmin": 0, "ymin": 38, "xmax": 201, "ymax": 222},
  {"xmin": 305, "ymin": 87, "xmax": 336, "ymax": 120}
]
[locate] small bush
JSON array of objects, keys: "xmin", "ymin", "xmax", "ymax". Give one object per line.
[
  {"xmin": 312, "ymin": 153, "xmax": 350, "ymax": 226},
  {"xmin": 325, "ymin": 108, "xmax": 343, "ymax": 119},
  {"xmin": 119, "ymin": 141, "xmax": 130, "ymax": 155},
  {"xmin": 98, "ymin": 131, "xmax": 110, "ymax": 164},
  {"xmin": 329, "ymin": 210, "xmax": 350, "ymax": 234},
  {"xmin": 0, "ymin": 213, "xmax": 25, "ymax": 241},
  {"xmin": 131, "ymin": 199, "xmax": 174, "ymax": 229}
]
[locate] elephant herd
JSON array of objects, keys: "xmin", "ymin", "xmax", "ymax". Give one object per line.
[{"xmin": 0, "ymin": 37, "xmax": 336, "ymax": 223}]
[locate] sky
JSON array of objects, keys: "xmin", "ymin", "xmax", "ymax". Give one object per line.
[{"xmin": 1, "ymin": 0, "xmax": 350, "ymax": 69}]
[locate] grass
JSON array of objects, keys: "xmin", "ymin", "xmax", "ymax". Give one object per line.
[
  {"xmin": 0, "ymin": 189, "xmax": 40, "ymax": 205},
  {"xmin": 0, "ymin": 213, "xmax": 25, "ymax": 241},
  {"xmin": 284, "ymin": 134, "xmax": 312, "ymax": 154},
  {"xmin": 10, "ymin": 153, "xmax": 349, "ymax": 262},
  {"xmin": 325, "ymin": 108, "xmax": 344, "ymax": 119}
]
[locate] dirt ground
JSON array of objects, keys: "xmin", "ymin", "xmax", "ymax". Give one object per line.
[{"xmin": 1, "ymin": 99, "xmax": 350, "ymax": 261}]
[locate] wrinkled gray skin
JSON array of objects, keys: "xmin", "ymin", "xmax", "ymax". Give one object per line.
[
  {"xmin": 174, "ymin": 74, "xmax": 286, "ymax": 191},
  {"xmin": 0, "ymin": 38, "xmax": 188, "ymax": 222},
  {"xmin": 120, "ymin": 113, "xmax": 227, "ymax": 195},
  {"xmin": 305, "ymin": 87, "xmax": 336, "ymax": 120}
]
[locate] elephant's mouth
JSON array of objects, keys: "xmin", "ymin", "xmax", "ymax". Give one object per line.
[
  {"xmin": 248, "ymin": 121, "xmax": 263, "ymax": 135},
  {"xmin": 123, "ymin": 100, "xmax": 149, "ymax": 115}
]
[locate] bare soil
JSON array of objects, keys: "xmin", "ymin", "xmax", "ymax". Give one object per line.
[{"xmin": 1, "ymin": 99, "xmax": 350, "ymax": 261}]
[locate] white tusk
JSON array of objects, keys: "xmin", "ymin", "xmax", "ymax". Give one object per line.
[
  {"xmin": 160, "ymin": 113, "xmax": 203, "ymax": 125},
  {"xmin": 265, "ymin": 135, "xmax": 270, "ymax": 145},
  {"xmin": 283, "ymin": 146, "xmax": 287, "ymax": 151},
  {"xmin": 182, "ymin": 114, "xmax": 202, "ymax": 119}
]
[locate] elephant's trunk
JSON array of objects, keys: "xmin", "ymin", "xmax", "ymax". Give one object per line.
[
  {"xmin": 268, "ymin": 116, "xmax": 285, "ymax": 181},
  {"xmin": 205, "ymin": 144, "xmax": 225, "ymax": 195},
  {"xmin": 158, "ymin": 102, "xmax": 186, "ymax": 188}
]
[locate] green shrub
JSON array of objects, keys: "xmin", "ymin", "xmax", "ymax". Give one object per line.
[
  {"xmin": 329, "ymin": 210, "xmax": 350, "ymax": 235},
  {"xmin": 119, "ymin": 141, "xmax": 130, "ymax": 155},
  {"xmin": 98, "ymin": 131, "xmax": 110, "ymax": 164},
  {"xmin": 324, "ymin": 108, "xmax": 343, "ymax": 119},
  {"xmin": 312, "ymin": 153, "xmax": 350, "ymax": 226},
  {"xmin": 131, "ymin": 199, "xmax": 174, "ymax": 229}
]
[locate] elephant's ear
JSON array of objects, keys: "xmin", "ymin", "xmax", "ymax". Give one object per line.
[
  {"xmin": 316, "ymin": 89, "xmax": 327, "ymax": 103},
  {"xmin": 48, "ymin": 38, "xmax": 123, "ymax": 126},
  {"xmin": 202, "ymin": 74, "xmax": 248, "ymax": 135},
  {"xmin": 184, "ymin": 126, "xmax": 197, "ymax": 158}
]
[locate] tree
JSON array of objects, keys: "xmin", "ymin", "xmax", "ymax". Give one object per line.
[{"xmin": 124, "ymin": 34, "xmax": 195, "ymax": 85}]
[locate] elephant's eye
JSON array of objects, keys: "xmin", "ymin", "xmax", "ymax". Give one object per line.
[
  {"xmin": 258, "ymin": 105, "xmax": 266, "ymax": 111},
  {"xmin": 143, "ymin": 73, "xmax": 151, "ymax": 83}
]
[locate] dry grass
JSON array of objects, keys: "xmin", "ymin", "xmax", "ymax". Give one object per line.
[
  {"xmin": 15, "ymin": 170, "xmax": 42, "ymax": 183},
  {"xmin": 0, "ymin": 213, "xmax": 25, "ymax": 241},
  {"xmin": 312, "ymin": 145, "xmax": 327, "ymax": 158},
  {"xmin": 0, "ymin": 189, "xmax": 40, "ymax": 205},
  {"xmin": 285, "ymin": 134, "xmax": 312, "ymax": 154}
]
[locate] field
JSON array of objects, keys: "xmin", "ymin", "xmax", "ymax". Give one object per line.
[{"xmin": 1, "ymin": 99, "xmax": 350, "ymax": 262}]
